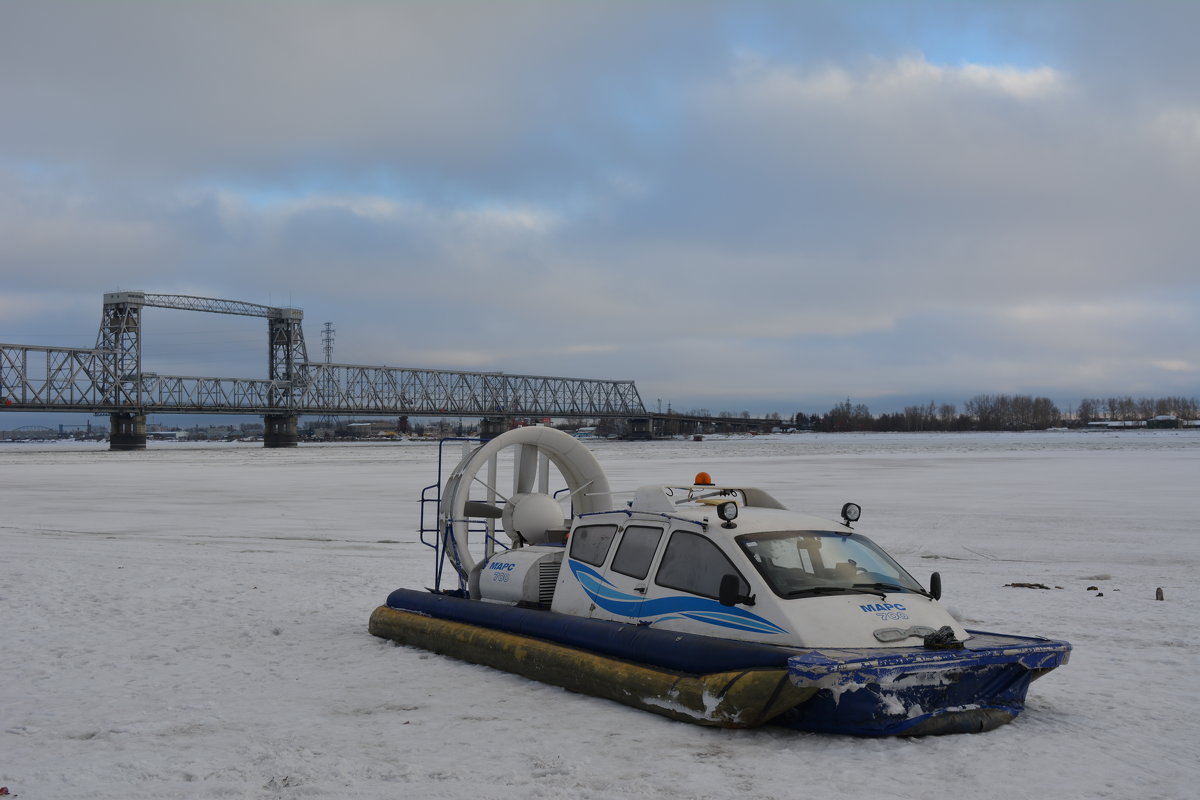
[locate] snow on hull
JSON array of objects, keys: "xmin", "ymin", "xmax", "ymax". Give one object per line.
[
  {"xmin": 787, "ymin": 633, "xmax": 1070, "ymax": 738},
  {"xmin": 783, "ymin": 631, "xmax": 1070, "ymax": 735}
]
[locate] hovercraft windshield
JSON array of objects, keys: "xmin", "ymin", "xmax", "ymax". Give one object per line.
[{"xmin": 736, "ymin": 530, "xmax": 928, "ymax": 599}]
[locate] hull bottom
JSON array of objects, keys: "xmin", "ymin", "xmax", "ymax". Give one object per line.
[
  {"xmin": 777, "ymin": 667, "xmax": 1029, "ymax": 736},
  {"xmin": 369, "ymin": 591, "xmax": 1069, "ymax": 736}
]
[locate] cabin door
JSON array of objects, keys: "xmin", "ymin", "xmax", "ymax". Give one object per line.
[
  {"xmin": 588, "ymin": 524, "xmax": 666, "ymax": 623},
  {"xmin": 637, "ymin": 528, "xmax": 756, "ymax": 637}
]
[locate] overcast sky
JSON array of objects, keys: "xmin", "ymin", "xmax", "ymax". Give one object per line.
[{"xmin": 2, "ymin": 1, "xmax": 1197, "ymax": 421}]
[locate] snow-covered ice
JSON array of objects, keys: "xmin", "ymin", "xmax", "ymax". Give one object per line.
[{"xmin": 2, "ymin": 431, "xmax": 1198, "ymax": 799}]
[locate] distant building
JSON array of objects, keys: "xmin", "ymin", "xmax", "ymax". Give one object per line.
[{"xmin": 345, "ymin": 420, "xmax": 403, "ymax": 438}]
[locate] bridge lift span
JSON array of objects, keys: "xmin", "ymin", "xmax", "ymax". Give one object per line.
[{"xmin": 1, "ymin": 291, "xmax": 646, "ymax": 449}]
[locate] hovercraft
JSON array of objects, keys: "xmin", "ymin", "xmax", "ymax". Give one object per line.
[{"xmin": 369, "ymin": 427, "xmax": 1069, "ymax": 736}]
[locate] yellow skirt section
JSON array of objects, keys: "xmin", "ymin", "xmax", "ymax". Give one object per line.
[{"xmin": 369, "ymin": 605, "xmax": 816, "ymax": 728}]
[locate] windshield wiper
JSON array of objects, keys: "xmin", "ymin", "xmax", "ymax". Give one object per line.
[
  {"xmin": 853, "ymin": 581, "xmax": 929, "ymax": 598},
  {"xmin": 785, "ymin": 585, "xmax": 887, "ymax": 599}
]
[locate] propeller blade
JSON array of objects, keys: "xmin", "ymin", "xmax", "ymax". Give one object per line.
[
  {"xmin": 468, "ymin": 468, "xmax": 509, "ymax": 505},
  {"xmin": 514, "ymin": 444, "xmax": 538, "ymax": 495},
  {"xmin": 538, "ymin": 451, "xmax": 550, "ymax": 494},
  {"xmin": 464, "ymin": 501, "xmax": 504, "ymax": 519}
]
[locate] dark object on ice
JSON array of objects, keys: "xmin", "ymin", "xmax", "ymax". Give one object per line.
[
  {"xmin": 1006, "ymin": 582, "xmax": 1051, "ymax": 590},
  {"xmin": 1095, "ymin": 592, "xmax": 1104, "ymax": 597},
  {"xmin": 1156, "ymin": 587, "xmax": 1164, "ymax": 601},
  {"xmin": 923, "ymin": 626, "xmax": 964, "ymax": 650},
  {"xmin": 1086, "ymin": 585, "xmax": 1099, "ymax": 591}
]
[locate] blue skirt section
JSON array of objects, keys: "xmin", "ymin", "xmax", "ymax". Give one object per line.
[
  {"xmin": 384, "ymin": 588, "xmax": 796, "ymax": 674},
  {"xmin": 781, "ymin": 633, "xmax": 1071, "ymax": 735}
]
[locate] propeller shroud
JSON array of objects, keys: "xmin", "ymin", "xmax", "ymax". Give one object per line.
[{"xmin": 439, "ymin": 427, "xmax": 613, "ymax": 587}]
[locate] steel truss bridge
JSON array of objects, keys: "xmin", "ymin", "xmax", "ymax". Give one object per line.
[{"xmin": 1, "ymin": 291, "xmax": 646, "ymax": 447}]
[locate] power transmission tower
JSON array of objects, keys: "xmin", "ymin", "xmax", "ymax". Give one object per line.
[
  {"xmin": 322, "ymin": 322, "xmax": 335, "ymax": 364},
  {"xmin": 319, "ymin": 322, "xmax": 336, "ymax": 433}
]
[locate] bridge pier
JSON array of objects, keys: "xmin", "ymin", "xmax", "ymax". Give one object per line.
[
  {"xmin": 109, "ymin": 412, "xmax": 147, "ymax": 450},
  {"xmin": 626, "ymin": 417, "xmax": 652, "ymax": 440},
  {"xmin": 478, "ymin": 416, "xmax": 509, "ymax": 441},
  {"xmin": 263, "ymin": 414, "xmax": 299, "ymax": 448}
]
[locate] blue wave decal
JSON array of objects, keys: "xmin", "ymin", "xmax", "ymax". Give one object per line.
[{"xmin": 569, "ymin": 561, "xmax": 786, "ymax": 636}]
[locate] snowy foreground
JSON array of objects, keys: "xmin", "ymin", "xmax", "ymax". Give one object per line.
[{"xmin": 3, "ymin": 431, "xmax": 1198, "ymax": 799}]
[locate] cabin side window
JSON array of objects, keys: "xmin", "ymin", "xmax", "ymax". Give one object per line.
[
  {"xmin": 654, "ymin": 530, "xmax": 750, "ymax": 599},
  {"xmin": 610, "ymin": 525, "xmax": 663, "ymax": 580},
  {"xmin": 569, "ymin": 524, "xmax": 618, "ymax": 567}
]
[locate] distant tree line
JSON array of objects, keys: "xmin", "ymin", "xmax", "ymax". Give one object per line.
[
  {"xmin": 793, "ymin": 394, "xmax": 1198, "ymax": 432},
  {"xmin": 1075, "ymin": 396, "xmax": 1199, "ymax": 423}
]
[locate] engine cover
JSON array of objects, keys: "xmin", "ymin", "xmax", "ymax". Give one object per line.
[{"xmin": 478, "ymin": 547, "xmax": 564, "ymax": 606}]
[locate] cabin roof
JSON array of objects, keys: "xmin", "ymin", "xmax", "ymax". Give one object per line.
[{"xmin": 581, "ymin": 483, "xmax": 853, "ymax": 536}]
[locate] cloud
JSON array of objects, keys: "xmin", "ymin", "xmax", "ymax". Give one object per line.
[
  {"xmin": 1150, "ymin": 359, "xmax": 1196, "ymax": 374},
  {"xmin": 730, "ymin": 55, "xmax": 1064, "ymax": 104},
  {"xmin": 1148, "ymin": 107, "xmax": 1200, "ymax": 166},
  {"xmin": 2, "ymin": 2, "xmax": 1199, "ymax": 416}
]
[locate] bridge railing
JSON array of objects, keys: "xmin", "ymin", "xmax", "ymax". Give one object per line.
[
  {"xmin": 293, "ymin": 364, "xmax": 644, "ymax": 416},
  {"xmin": 1, "ymin": 344, "xmax": 116, "ymax": 408},
  {"xmin": 140, "ymin": 374, "xmax": 276, "ymax": 411}
]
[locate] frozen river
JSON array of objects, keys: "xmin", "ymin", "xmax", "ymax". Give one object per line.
[{"xmin": 2, "ymin": 431, "xmax": 1197, "ymax": 799}]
